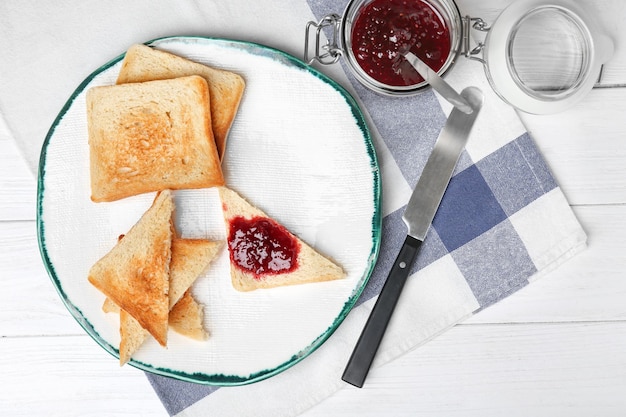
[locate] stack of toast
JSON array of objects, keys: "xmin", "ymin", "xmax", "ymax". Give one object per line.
[{"xmin": 85, "ymin": 44, "xmax": 345, "ymax": 365}]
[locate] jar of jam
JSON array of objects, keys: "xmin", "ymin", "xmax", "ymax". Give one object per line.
[
  {"xmin": 306, "ymin": 0, "xmax": 463, "ymax": 96},
  {"xmin": 305, "ymin": 0, "xmax": 614, "ymax": 113}
]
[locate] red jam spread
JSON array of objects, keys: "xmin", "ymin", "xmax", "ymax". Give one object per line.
[
  {"xmin": 351, "ymin": 0, "xmax": 451, "ymax": 86},
  {"xmin": 228, "ymin": 215, "xmax": 300, "ymax": 278}
]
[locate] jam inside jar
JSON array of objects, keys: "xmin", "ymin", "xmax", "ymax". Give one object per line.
[
  {"xmin": 351, "ymin": 0, "xmax": 451, "ymax": 86},
  {"xmin": 343, "ymin": 0, "xmax": 461, "ymax": 95}
]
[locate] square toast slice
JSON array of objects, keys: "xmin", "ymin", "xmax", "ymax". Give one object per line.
[
  {"xmin": 117, "ymin": 43, "xmax": 245, "ymax": 159},
  {"xmin": 87, "ymin": 75, "xmax": 224, "ymax": 202}
]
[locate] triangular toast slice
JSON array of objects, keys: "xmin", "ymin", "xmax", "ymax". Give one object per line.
[
  {"xmin": 218, "ymin": 187, "xmax": 345, "ymax": 291},
  {"xmin": 88, "ymin": 190, "xmax": 174, "ymax": 346},
  {"xmin": 116, "ymin": 43, "xmax": 245, "ymax": 160},
  {"xmin": 102, "ymin": 238, "xmax": 222, "ymax": 311},
  {"xmin": 108, "ymin": 290, "xmax": 209, "ymax": 362},
  {"xmin": 117, "ymin": 237, "xmax": 221, "ymax": 364},
  {"xmin": 119, "ymin": 309, "xmax": 149, "ymax": 363},
  {"xmin": 168, "ymin": 238, "xmax": 222, "ymax": 309},
  {"xmin": 169, "ymin": 289, "xmax": 209, "ymax": 341}
]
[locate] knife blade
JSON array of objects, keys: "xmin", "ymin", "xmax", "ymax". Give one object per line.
[{"xmin": 342, "ymin": 86, "xmax": 484, "ymax": 388}]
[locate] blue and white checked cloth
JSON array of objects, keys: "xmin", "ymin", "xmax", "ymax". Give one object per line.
[{"xmin": 0, "ymin": 0, "xmax": 586, "ymax": 416}]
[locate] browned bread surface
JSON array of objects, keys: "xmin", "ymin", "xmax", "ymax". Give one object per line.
[
  {"xmin": 88, "ymin": 190, "xmax": 174, "ymax": 347},
  {"xmin": 169, "ymin": 290, "xmax": 209, "ymax": 340},
  {"xmin": 168, "ymin": 238, "xmax": 222, "ymax": 309},
  {"xmin": 116, "ymin": 43, "xmax": 245, "ymax": 159},
  {"xmin": 104, "ymin": 236, "xmax": 220, "ymax": 364},
  {"xmin": 87, "ymin": 75, "xmax": 224, "ymax": 202},
  {"xmin": 119, "ymin": 309, "xmax": 150, "ymax": 365},
  {"xmin": 218, "ymin": 187, "xmax": 345, "ymax": 291},
  {"xmin": 102, "ymin": 297, "xmax": 119, "ymax": 314}
]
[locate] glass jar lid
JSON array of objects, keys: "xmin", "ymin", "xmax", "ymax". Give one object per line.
[{"xmin": 482, "ymin": 0, "xmax": 613, "ymax": 114}]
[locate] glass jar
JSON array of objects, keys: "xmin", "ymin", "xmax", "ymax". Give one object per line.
[
  {"xmin": 306, "ymin": 0, "xmax": 463, "ymax": 96},
  {"xmin": 305, "ymin": 0, "xmax": 614, "ymax": 114}
]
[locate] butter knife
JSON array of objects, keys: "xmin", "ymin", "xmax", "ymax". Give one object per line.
[{"xmin": 342, "ymin": 86, "xmax": 484, "ymax": 388}]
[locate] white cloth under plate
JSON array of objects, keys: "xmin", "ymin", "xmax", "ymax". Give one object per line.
[{"xmin": 0, "ymin": 1, "xmax": 587, "ymax": 416}]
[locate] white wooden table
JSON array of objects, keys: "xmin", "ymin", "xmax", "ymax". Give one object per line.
[{"xmin": 2, "ymin": 0, "xmax": 625, "ymax": 415}]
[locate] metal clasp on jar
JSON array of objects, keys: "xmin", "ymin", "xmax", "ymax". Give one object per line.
[
  {"xmin": 461, "ymin": 16, "xmax": 491, "ymax": 64},
  {"xmin": 304, "ymin": 14, "xmax": 343, "ymax": 65}
]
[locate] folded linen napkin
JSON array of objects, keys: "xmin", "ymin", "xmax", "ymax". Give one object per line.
[{"xmin": 0, "ymin": 0, "xmax": 586, "ymax": 416}]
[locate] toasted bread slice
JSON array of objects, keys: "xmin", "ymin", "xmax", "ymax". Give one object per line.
[
  {"xmin": 119, "ymin": 309, "xmax": 150, "ymax": 364},
  {"xmin": 111, "ymin": 292, "xmax": 208, "ymax": 363},
  {"xmin": 87, "ymin": 75, "xmax": 224, "ymax": 202},
  {"xmin": 116, "ymin": 237, "xmax": 220, "ymax": 364},
  {"xmin": 169, "ymin": 290, "xmax": 209, "ymax": 340},
  {"xmin": 102, "ymin": 297, "xmax": 119, "ymax": 314},
  {"xmin": 168, "ymin": 238, "xmax": 222, "ymax": 309},
  {"xmin": 118, "ymin": 290, "xmax": 207, "ymax": 364},
  {"xmin": 218, "ymin": 187, "xmax": 345, "ymax": 291},
  {"xmin": 103, "ymin": 238, "xmax": 222, "ymax": 309},
  {"xmin": 88, "ymin": 190, "xmax": 174, "ymax": 346},
  {"xmin": 116, "ymin": 43, "xmax": 245, "ymax": 159}
]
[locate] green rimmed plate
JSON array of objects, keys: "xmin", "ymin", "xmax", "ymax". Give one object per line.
[{"xmin": 37, "ymin": 36, "xmax": 381, "ymax": 385}]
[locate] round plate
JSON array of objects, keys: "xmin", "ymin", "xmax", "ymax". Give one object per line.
[{"xmin": 37, "ymin": 36, "xmax": 381, "ymax": 385}]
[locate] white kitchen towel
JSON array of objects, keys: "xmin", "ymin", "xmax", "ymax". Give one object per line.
[{"xmin": 0, "ymin": 1, "xmax": 586, "ymax": 416}]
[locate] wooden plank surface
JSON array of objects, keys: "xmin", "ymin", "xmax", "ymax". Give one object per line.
[
  {"xmin": 0, "ymin": 123, "xmax": 36, "ymax": 221},
  {"xmin": 521, "ymin": 88, "xmax": 626, "ymax": 206},
  {"xmin": 302, "ymin": 322, "xmax": 626, "ymax": 417},
  {"xmin": 0, "ymin": 335, "xmax": 164, "ymax": 416}
]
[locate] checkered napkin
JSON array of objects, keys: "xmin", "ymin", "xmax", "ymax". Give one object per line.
[
  {"xmin": 0, "ymin": 0, "xmax": 586, "ymax": 415},
  {"xmin": 144, "ymin": 2, "xmax": 587, "ymax": 416}
]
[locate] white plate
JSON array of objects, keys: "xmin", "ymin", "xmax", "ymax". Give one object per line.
[{"xmin": 37, "ymin": 36, "xmax": 381, "ymax": 385}]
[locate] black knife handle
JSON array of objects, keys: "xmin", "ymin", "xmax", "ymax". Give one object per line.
[{"xmin": 342, "ymin": 235, "xmax": 422, "ymax": 388}]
